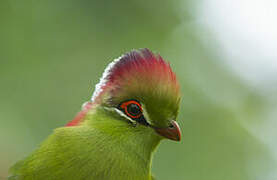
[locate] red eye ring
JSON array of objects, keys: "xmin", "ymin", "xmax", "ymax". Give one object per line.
[{"xmin": 120, "ymin": 100, "xmax": 143, "ymax": 119}]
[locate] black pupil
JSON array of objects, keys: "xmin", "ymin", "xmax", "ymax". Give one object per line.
[{"xmin": 127, "ymin": 104, "xmax": 141, "ymax": 116}]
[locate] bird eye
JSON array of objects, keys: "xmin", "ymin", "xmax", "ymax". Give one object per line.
[
  {"xmin": 127, "ymin": 103, "xmax": 141, "ymax": 116},
  {"xmin": 119, "ymin": 100, "xmax": 142, "ymax": 119}
]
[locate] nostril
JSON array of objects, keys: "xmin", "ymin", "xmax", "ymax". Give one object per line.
[{"xmin": 169, "ymin": 124, "xmax": 174, "ymax": 128}]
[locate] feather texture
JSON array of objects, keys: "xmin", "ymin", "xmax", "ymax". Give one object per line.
[
  {"xmin": 92, "ymin": 48, "xmax": 180, "ymax": 106},
  {"xmin": 9, "ymin": 49, "xmax": 181, "ymax": 180},
  {"xmin": 9, "ymin": 107, "xmax": 159, "ymax": 179}
]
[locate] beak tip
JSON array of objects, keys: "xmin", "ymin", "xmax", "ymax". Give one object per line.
[
  {"xmin": 171, "ymin": 120, "xmax": 181, "ymax": 141},
  {"xmin": 154, "ymin": 120, "xmax": 181, "ymax": 141}
]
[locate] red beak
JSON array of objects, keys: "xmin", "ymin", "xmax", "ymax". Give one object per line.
[{"xmin": 154, "ymin": 120, "xmax": 181, "ymax": 141}]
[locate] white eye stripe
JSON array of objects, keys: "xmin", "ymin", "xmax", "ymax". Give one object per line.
[
  {"xmin": 104, "ymin": 105, "xmax": 152, "ymax": 126},
  {"xmin": 114, "ymin": 108, "xmax": 137, "ymax": 124},
  {"xmin": 140, "ymin": 104, "xmax": 151, "ymax": 125},
  {"xmin": 104, "ymin": 107, "xmax": 137, "ymax": 124}
]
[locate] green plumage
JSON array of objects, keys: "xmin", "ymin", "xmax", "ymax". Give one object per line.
[
  {"xmin": 9, "ymin": 49, "xmax": 181, "ymax": 180},
  {"xmin": 10, "ymin": 106, "xmax": 160, "ymax": 179}
]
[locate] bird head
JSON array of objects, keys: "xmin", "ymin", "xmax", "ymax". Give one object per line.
[{"xmin": 91, "ymin": 49, "xmax": 181, "ymax": 141}]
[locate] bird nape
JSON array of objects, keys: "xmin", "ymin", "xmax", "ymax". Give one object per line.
[{"xmin": 9, "ymin": 48, "xmax": 181, "ymax": 180}]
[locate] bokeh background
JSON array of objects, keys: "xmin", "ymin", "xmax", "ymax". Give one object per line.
[{"xmin": 1, "ymin": 0, "xmax": 277, "ymax": 179}]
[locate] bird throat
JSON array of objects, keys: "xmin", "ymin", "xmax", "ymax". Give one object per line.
[{"xmin": 83, "ymin": 106, "xmax": 162, "ymax": 179}]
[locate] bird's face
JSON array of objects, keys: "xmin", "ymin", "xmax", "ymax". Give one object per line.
[
  {"xmin": 92, "ymin": 49, "xmax": 181, "ymax": 141},
  {"xmin": 113, "ymin": 98, "xmax": 181, "ymax": 141}
]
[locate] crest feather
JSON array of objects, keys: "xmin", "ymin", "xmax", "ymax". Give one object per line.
[{"xmin": 91, "ymin": 48, "xmax": 180, "ymax": 103}]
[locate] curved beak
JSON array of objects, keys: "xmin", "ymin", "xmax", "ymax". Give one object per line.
[{"xmin": 153, "ymin": 120, "xmax": 181, "ymax": 141}]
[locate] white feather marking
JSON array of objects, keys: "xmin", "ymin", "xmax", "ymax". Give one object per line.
[
  {"xmin": 141, "ymin": 104, "xmax": 152, "ymax": 125},
  {"xmin": 104, "ymin": 107, "xmax": 137, "ymax": 125},
  {"xmin": 91, "ymin": 55, "xmax": 123, "ymax": 101},
  {"xmin": 114, "ymin": 108, "xmax": 137, "ymax": 124}
]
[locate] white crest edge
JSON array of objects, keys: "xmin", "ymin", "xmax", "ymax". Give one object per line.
[{"xmin": 91, "ymin": 55, "xmax": 124, "ymax": 101}]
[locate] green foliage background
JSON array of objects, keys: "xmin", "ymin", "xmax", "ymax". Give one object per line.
[{"xmin": 0, "ymin": 0, "xmax": 276, "ymax": 179}]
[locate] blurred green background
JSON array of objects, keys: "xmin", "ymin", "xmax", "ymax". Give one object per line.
[{"xmin": 1, "ymin": 0, "xmax": 277, "ymax": 179}]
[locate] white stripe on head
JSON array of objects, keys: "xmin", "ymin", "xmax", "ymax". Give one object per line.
[
  {"xmin": 104, "ymin": 103, "xmax": 152, "ymax": 127},
  {"xmin": 91, "ymin": 55, "xmax": 123, "ymax": 102},
  {"xmin": 103, "ymin": 107, "xmax": 137, "ymax": 125}
]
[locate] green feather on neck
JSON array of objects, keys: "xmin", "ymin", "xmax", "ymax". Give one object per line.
[{"xmin": 9, "ymin": 49, "xmax": 181, "ymax": 180}]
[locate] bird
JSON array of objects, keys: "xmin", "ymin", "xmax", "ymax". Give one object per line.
[{"xmin": 9, "ymin": 48, "xmax": 181, "ymax": 180}]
